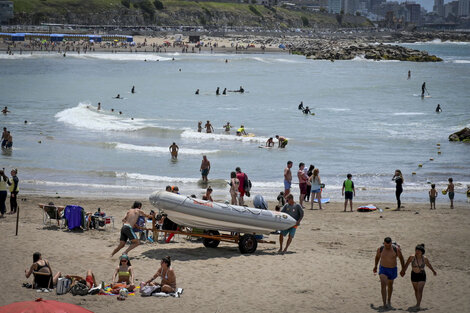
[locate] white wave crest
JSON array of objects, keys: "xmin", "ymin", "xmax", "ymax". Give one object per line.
[
  {"xmin": 393, "ymin": 112, "xmax": 426, "ymax": 116},
  {"xmin": 117, "ymin": 172, "xmax": 200, "ymax": 183},
  {"xmin": 111, "ymin": 142, "xmax": 219, "ymax": 155},
  {"xmin": 181, "ymin": 130, "xmax": 267, "ymax": 143},
  {"xmin": 69, "ymin": 53, "xmax": 172, "ymax": 62},
  {"xmin": 453, "ymin": 60, "xmax": 470, "ymax": 64},
  {"xmin": 55, "ymin": 103, "xmax": 148, "ymax": 131}
]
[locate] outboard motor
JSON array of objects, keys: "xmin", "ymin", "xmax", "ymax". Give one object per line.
[{"xmin": 253, "ymin": 195, "xmax": 268, "ymax": 210}]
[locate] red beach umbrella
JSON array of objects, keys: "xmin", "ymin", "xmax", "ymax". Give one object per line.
[{"xmin": 0, "ymin": 298, "xmax": 93, "ymax": 313}]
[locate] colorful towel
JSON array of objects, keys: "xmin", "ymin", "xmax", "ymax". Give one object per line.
[{"xmin": 100, "ymin": 285, "xmax": 140, "ymax": 296}]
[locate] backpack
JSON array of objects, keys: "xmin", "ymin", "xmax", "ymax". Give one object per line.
[
  {"xmin": 56, "ymin": 277, "xmax": 71, "ymax": 295},
  {"xmin": 70, "ymin": 282, "xmax": 89, "ymax": 296}
]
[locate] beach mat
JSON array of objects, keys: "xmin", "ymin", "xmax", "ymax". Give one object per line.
[{"xmin": 101, "ymin": 285, "xmax": 140, "ymax": 296}]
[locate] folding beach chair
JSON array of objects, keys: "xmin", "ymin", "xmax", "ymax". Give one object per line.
[{"xmin": 40, "ymin": 204, "xmax": 65, "ymax": 228}]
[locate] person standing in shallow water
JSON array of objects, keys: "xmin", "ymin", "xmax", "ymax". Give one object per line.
[
  {"xmin": 169, "ymin": 142, "xmax": 179, "ymax": 160},
  {"xmin": 200, "ymin": 155, "xmax": 210, "ymax": 182},
  {"xmin": 392, "ymin": 170, "xmax": 404, "ymax": 210}
]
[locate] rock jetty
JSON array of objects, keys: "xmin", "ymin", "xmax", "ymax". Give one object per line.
[
  {"xmin": 449, "ymin": 128, "xmax": 470, "ymax": 142},
  {"xmin": 292, "ymin": 41, "xmax": 442, "ymax": 62}
]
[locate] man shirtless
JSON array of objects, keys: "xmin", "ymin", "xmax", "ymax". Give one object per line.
[
  {"xmin": 1, "ymin": 127, "xmax": 8, "ymax": 148},
  {"xmin": 200, "ymin": 155, "xmax": 211, "ymax": 182},
  {"xmin": 373, "ymin": 237, "xmax": 405, "ymax": 309},
  {"xmin": 169, "ymin": 142, "xmax": 179, "ymax": 160},
  {"xmin": 205, "ymin": 121, "xmax": 214, "ymax": 133},
  {"xmin": 284, "ymin": 161, "xmax": 293, "ymax": 198},
  {"xmin": 276, "ymin": 135, "xmax": 288, "ymax": 148},
  {"xmin": 111, "ymin": 202, "xmax": 150, "ymax": 257}
]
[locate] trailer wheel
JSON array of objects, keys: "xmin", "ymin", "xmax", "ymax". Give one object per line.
[
  {"xmin": 202, "ymin": 230, "xmax": 220, "ymax": 248},
  {"xmin": 238, "ymin": 234, "xmax": 258, "ymax": 254}
]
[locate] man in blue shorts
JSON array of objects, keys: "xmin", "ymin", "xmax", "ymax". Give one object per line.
[
  {"xmin": 284, "ymin": 161, "xmax": 293, "ymax": 198},
  {"xmin": 373, "ymin": 237, "xmax": 405, "ymax": 309},
  {"xmin": 279, "ymin": 194, "xmax": 303, "ymax": 254}
]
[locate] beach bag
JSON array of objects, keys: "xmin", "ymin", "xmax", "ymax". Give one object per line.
[
  {"xmin": 141, "ymin": 285, "xmax": 161, "ymax": 297},
  {"xmin": 56, "ymin": 277, "xmax": 71, "ymax": 295},
  {"xmin": 70, "ymin": 282, "xmax": 89, "ymax": 296}
]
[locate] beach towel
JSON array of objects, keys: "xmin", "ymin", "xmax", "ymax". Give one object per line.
[
  {"xmin": 64, "ymin": 205, "xmax": 85, "ymax": 230},
  {"xmin": 152, "ymin": 288, "xmax": 184, "ymax": 298},
  {"xmin": 100, "ymin": 285, "xmax": 139, "ymax": 296}
]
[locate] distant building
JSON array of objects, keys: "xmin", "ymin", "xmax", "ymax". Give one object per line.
[
  {"xmin": 444, "ymin": 0, "xmax": 459, "ymax": 17},
  {"xmin": 433, "ymin": 0, "xmax": 444, "ymax": 17},
  {"xmin": 343, "ymin": 0, "xmax": 360, "ymax": 14},
  {"xmin": 0, "ymin": 1, "xmax": 13, "ymax": 24},
  {"xmin": 328, "ymin": 0, "xmax": 342, "ymax": 13},
  {"xmin": 405, "ymin": 3, "xmax": 421, "ymax": 25},
  {"xmin": 458, "ymin": 0, "xmax": 470, "ymax": 16}
]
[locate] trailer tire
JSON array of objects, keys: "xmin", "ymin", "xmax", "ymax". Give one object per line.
[
  {"xmin": 203, "ymin": 230, "xmax": 220, "ymax": 248},
  {"xmin": 238, "ymin": 234, "xmax": 258, "ymax": 254}
]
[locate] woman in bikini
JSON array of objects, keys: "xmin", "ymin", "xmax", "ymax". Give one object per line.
[
  {"xmin": 400, "ymin": 244, "xmax": 437, "ymax": 310},
  {"xmin": 143, "ymin": 256, "xmax": 176, "ymax": 293},
  {"xmin": 230, "ymin": 171, "xmax": 239, "ymax": 205},
  {"xmin": 25, "ymin": 252, "xmax": 61, "ymax": 289},
  {"xmin": 111, "ymin": 254, "xmax": 135, "ymax": 293}
]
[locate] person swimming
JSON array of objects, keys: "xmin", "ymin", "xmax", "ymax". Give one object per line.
[
  {"xmin": 303, "ymin": 106, "xmax": 311, "ymax": 114},
  {"xmin": 435, "ymin": 104, "xmax": 442, "ymax": 113},
  {"xmin": 115, "ymin": 94, "xmax": 121, "ymax": 99},
  {"xmin": 298, "ymin": 101, "xmax": 304, "ymax": 110},
  {"xmin": 216, "ymin": 87, "xmax": 220, "ymax": 96},
  {"xmin": 223, "ymin": 122, "xmax": 232, "ymax": 132},
  {"xmin": 223, "ymin": 88, "xmax": 227, "ymax": 95},
  {"xmin": 131, "ymin": 86, "xmax": 135, "ymax": 94},
  {"xmin": 195, "ymin": 89, "xmax": 199, "ymax": 95}
]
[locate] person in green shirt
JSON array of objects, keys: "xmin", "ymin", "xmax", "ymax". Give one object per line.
[{"xmin": 342, "ymin": 173, "xmax": 355, "ymax": 212}]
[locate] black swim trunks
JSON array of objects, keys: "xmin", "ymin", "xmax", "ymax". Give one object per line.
[
  {"xmin": 345, "ymin": 191, "xmax": 353, "ymax": 200},
  {"xmin": 120, "ymin": 224, "xmax": 137, "ymax": 242}
]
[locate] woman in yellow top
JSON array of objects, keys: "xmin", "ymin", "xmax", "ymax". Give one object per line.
[
  {"xmin": 143, "ymin": 256, "xmax": 176, "ymax": 293},
  {"xmin": 111, "ymin": 254, "xmax": 135, "ymax": 293}
]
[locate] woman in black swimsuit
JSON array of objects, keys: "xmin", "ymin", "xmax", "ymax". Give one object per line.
[
  {"xmin": 25, "ymin": 252, "xmax": 62, "ymax": 289},
  {"xmin": 400, "ymin": 244, "xmax": 437, "ymax": 310},
  {"xmin": 392, "ymin": 169, "xmax": 404, "ymax": 210}
]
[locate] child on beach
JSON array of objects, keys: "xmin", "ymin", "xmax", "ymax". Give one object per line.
[
  {"xmin": 429, "ymin": 184, "xmax": 437, "ymax": 210},
  {"xmin": 445, "ymin": 178, "xmax": 454, "ymax": 209},
  {"xmin": 342, "ymin": 173, "xmax": 355, "ymax": 212}
]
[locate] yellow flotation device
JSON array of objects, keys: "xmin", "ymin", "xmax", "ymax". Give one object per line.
[{"xmin": 442, "ymin": 189, "xmax": 447, "ymax": 195}]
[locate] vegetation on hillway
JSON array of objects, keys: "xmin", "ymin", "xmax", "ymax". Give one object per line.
[{"xmin": 10, "ymin": 0, "xmax": 373, "ymax": 28}]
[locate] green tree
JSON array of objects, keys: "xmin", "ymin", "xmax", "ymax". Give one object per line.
[
  {"xmin": 121, "ymin": 0, "xmax": 130, "ymax": 9},
  {"xmin": 301, "ymin": 16, "xmax": 309, "ymax": 27},
  {"xmin": 154, "ymin": 0, "xmax": 164, "ymax": 10}
]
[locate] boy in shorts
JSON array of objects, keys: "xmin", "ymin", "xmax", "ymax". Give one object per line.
[
  {"xmin": 429, "ymin": 184, "xmax": 437, "ymax": 210},
  {"xmin": 446, "ymin": 178, "xmax": 454, "ymax": 209},
  {"xmin": 342, "ymin": 174, "xmax": 355, "ymax": 212}
]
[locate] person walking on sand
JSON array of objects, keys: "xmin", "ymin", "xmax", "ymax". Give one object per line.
[
  {"xmin": 373, "ymin": 237, "xmax": 405, "ymax": 310},
  {"xmin": 284, "ymin": 161, "xmax": 293, "ymax": 198},
  {"xmin": 445, "ymin": 177, "xmax": 454, "ymax": 209},
  {"xmin": 297, "ymin": 163, "xmax": 308, "ymax": 208},
  {"xmin": 392, "ymin": 170, "xmax": 404, "ymax": 210},
  {"xmin": 278, "ymin": 194, "xmax": 303, "ymax": 254},
  {"xmin": 169, "ymin": 142, "xmax": 179, "ymax": 160},
  {"xmin": 111, "ymin": 201, "xmax": 151, "ymax": 257},
  {"xmin": 429, "ymin": 184, "xmax": 437, "ymax": 210},
  {"xmin": 229, "ymin": 171, "xmax": 240, "ymax": 205},
  {"xmin": 200, "ymin": 155, "xmax": 210, "ymax": 182},
  {"xmin": 309, "ymin": 168, "xmax": 322, "ymax": 210},
  {"xmin": 400, "ymin": 244, "xmax": 437, "ymax": 311},
  {"xmin": 205, "ymin": 120, "xmax": 214, "ymax": 133},
  {"xmin": 342, "ymin": 173, "xmax": 355, "ymax": 212}
]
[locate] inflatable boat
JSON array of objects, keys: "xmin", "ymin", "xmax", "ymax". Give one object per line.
[{"xmin": 149, "ymin": 191, "xmax": 296, "ymax": 234}]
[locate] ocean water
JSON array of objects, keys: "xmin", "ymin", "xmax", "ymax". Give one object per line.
[{"xmin": 1, "ymin": 42, "xmax": 469, "ymax": 203}]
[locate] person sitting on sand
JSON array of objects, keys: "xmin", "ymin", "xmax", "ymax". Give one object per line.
[
  {"xmin": 276, "ymin": 135, "xmax": 288, "ymax": 148},
  {"xmin": 202, "ymin": 186, "xmax": 213, "ymax": 202},
  {"xmin": 25, "ymin": 252, "xmax": 62, "ymax": 289},
  {"xmin": 266, "ymin": 137, "xmax": 274, "ymax": 147},
  {"xmin": 373, "ymin": 237, "xmax": 405, "ymax": 309},
  {"xmin": 66, "ymin": 269, "xmax": 99, "ymax": 289},
  {"xmin": 143, "ymin": 256, "xmax": 176, "ymax": 293},
  {"xmin": 111, "ymin": 254, "xmax": 135, "ymax": 294},
  {"xmin": 400, "ymin": 244, "xmax": 437, "ymax": 311}
]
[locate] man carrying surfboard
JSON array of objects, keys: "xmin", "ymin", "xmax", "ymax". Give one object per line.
[{"xmin": 373, "ymin": 237, "xmax": 405, "ymax": 309}]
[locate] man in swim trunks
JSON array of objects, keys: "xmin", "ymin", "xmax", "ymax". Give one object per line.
[
  {"xmin": 446, "ymin": 177, "xmax": 454, "ymax": 209},
  {"xmin": 111, "ymin": 201, "xmax": 151, "ymax": 257},
  {"xmin": 169, "ymin": 142, "xmax": 179, "ymax": 160},
  {"xmin": 278, "ymin": 194, "xmax": 303, "ymax": 253},
  {"xmin": 373, "ymin": 237, "xmax": 405, "ymax": 309},
  {"xmin": 297, "ymin": 163, "xmax": 308, "ymax": 208},
  {"xmin": 284, "ymin": 161, "xmax": 293, "ymax": 198},
  {"xmin": 276, "ymin": 135, "xmax": 288, "ymax": 148},
  {"xmin": 200, "ymin": 155, "xmax": 210, "ymax": 182},
  {"xmin": 205, "ymin": 121, "xmax": 214, "ymax": 133}
]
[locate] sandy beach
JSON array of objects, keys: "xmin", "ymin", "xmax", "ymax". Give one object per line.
[{"xmin": 1, "ymin": 194, "xmax": 469, "ymax": 312}]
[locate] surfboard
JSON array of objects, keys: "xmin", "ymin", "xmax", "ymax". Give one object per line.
[
  {"xmin": 357, "ymin": 205, "xmax": 377, "ymax": 212},
  {"xmin": 313, "ymin": 198, "xmax": 330, "ymax": 204},
  {"xmin": 258, "ymin": 145, "xmax": 273, "ymax": 149},
  {"xmin": 243, "ymin": 133, "xmax": 255, "ymax": 137},
  {"xmin": 310, "ymin": 113, "xmax": 315, "ymax": 116}
]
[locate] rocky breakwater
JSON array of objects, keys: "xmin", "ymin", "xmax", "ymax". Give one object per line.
[
  {"xmin": 292, "ymin": 41, "xmax": 442, "ymax": 62},
  {"xmin": 449, "ymin": 128, "xmax": 470, "ymax": 142}
]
